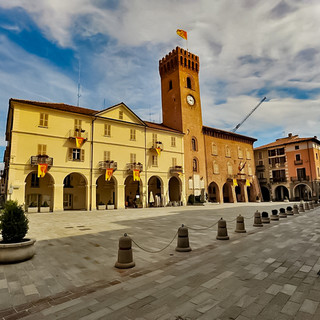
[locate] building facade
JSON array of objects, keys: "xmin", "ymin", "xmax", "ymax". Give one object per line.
[{"xmin": 254, "ymin": 133, "xmax": 320, "ymax": 201}]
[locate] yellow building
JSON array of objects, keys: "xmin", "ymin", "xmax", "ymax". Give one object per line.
[{"xmin": 3, "ymin": 99, "xmax": 185, "ymax": 211}]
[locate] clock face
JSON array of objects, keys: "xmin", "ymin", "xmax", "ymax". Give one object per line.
[{"xmin": 187, "ymin": 95, "xmax": 195, "ymax": 106}]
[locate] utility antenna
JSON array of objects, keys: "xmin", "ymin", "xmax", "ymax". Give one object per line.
[{"xmin": 77, "ymin": 59, "xmax": 81, "ymax": 106}]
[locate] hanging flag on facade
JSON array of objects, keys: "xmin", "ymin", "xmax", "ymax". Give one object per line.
[
  {"xmin": 176, "ymin": 29, "xmax": 187, "ymax": 40},
  {"xmin": 38, "ymin": 163, "xmax": 48, "ymax": 178},
  {"xmin": 105, "ymin": 168, "xmax": 114, "ymax": 181},
  {"xmin": 75, "ymin": 137, "xmax": 84, "ymax": 148},
  {"xmin": 133, "ymin": 169, "xmax": 140, "ymax": 181},
  {"xmin": 246, "ymin": 179, "xmax": 251, "ymax": 186},
  {"xmin": 238, "ymin": 161, "xmax": 246, "ymax": 172},
  {"xmin": 156, "ymin": 147, "xmax": 161, "ymax": 156},
  {"xmin": 233, "ymin": 178, "xmax": 238, "ymax": 187}
]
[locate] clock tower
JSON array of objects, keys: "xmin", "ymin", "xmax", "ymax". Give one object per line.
[{"xmin": 159, "ymin": 46, "xmax": 206, "ymax": 200}]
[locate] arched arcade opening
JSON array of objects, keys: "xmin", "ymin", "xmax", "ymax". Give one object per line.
[
  {"xmin": 63, "ymin": 173, "xmax": 87, "ymax": 210},
  {"xmin": 208, "ymin": 181, "xmax": 220, "ymax": 203},
  {"xmin": 148, "ymin": 176, "xmax": 163, "ymax": 207},
  {"xmin": 96, "ymin": 175, "xmax": 117, "ymax": 208},
  {"xmin": 125, "ymin": 175, "xmax": 143, "ymax": 208}
]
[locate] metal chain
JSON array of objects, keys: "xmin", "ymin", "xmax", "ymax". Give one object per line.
[
  {"xmin": 187, "ymin": 220, "xmax": 219, "ymax": 231},
  {"xmin": 131, "ymin": 230, "xmax": 178, "ymax": 254},
  {"xmin": 244, "ymin": 213, "xmax": 255, "ymax": 220},
  {"xmin": 225, "ymin": 216, "xmax": 238, "ymax": 223}
]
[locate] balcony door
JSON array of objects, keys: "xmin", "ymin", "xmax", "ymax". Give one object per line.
[{"xmin": 297, "ymin": 168, "xmax": 306, "ymax": 180}]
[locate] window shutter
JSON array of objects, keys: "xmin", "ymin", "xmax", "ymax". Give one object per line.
[
  {"xmin": 43, "ymin": 144, "xmax": 47, "ymax": 155},
  {"xmin": 38, "ymin": 144, "xmax": 42, "ymax": 155},
  {"xmin": 44, "ymin": 114, "xmax": 48, "ymax": 127},
  {"xmin": 81, "ymin": 149, "xmax": 85, "ymax": 162},
  {"xmin": 68, "ymin": 148, "xmax": 73, "ymax": 161}
]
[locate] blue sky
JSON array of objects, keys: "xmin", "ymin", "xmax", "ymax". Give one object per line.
[{"xmin": 0, "ymin": 0, "xmax": 320, "ymax": 169}]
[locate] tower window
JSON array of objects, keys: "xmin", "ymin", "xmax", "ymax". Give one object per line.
[
  {"xmin": 191, "ymin": 137, "xmax": 198, "ymax": 151},
  {"xmin": 192, "ymin": 158, "xmax": 198, "ymax": 172},
  {"xmin": 180, "ymin": 56, "xmax": 183, "ymax": 65},
  {"xmin": 187, "ymin": 77, "xmax": 192, "ymax": 89},
  {"xmin": 169, "ymin": 80, "xmax": 173, "ymax": 90}
]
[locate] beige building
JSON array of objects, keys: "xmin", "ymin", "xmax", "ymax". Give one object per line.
[{"xmin": 3, "ymin": 99, "xmax": 185, "ymax": 211}]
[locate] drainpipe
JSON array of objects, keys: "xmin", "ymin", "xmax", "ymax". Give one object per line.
[
  {"xmin": 307, "ymin": 141, "xmax": 314, "ymax": 199},
  {"xmin": 90, "ymin": 117, "xmax": 96, "ymax": 211},
  {"xmin": 144, "ymin": 125, "xmax": 147, "ymax": 208}
]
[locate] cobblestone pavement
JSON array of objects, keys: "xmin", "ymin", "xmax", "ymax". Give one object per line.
[{"xmin": 1, "ymin": 202, "xmax": 320, "ymax": 319}]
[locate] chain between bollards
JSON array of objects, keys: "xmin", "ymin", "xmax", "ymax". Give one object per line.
[{"xmin": 186, "ymin": 220, "xmax": 219, "ymax": 231}]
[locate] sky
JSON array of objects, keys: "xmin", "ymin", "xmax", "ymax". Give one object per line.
[{"xmin": 0, "ymin": 0, "xmax": 320, "ymax": 170}]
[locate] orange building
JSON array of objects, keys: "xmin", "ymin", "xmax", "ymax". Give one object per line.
[
  {"xmin": 254, "ymin": 133, "xmax": 320, "ymax": 201},
  {"xmin": 159, "ymin": 47, "xmax": 260, "ymax": 203}
]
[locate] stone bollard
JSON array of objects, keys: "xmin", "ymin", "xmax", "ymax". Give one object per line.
[
  {"xmin": 286, "ymin": 206, "xmax": 293, "ymax": 216},
  {"xmin": 279, "ymin": 208, "xmax": 287, "ymax": 218},
  {"xmin": 253, "ymin": 210, "xmax": 263, "ymax": 227},
  {"xmin": 216, "ymin": 218, "xmax": 229, "ymax": 240},
  {"xmin": 299, "ymin": 202, "xmax": 305, "ymax": 212},
  {"xmin": 261, "ymin": 211, "xmax": 270, "ymax": 224},
  {"xmin": 270, "ymin": 209, "xmax": 279, "ymax": 221},
  {"xmin": 235, "ymin": 215, "xmax": 246, "ymax": 233},
  {"xmin": 115, "ymin": 233, "xmax": 135, "ymax": 269},
  {"xmin": 176, "ymin": 224, "xmax": 192, "ymax": 252},
  {"xmin": 293, "ymin": 204, "xmax": 299, "ymax": 215},
  {"xmin": 305, "ymin": 202, "xmax": 310, "ymax": 211}
]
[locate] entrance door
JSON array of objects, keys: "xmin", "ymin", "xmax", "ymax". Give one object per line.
[{"xmin": 63, "ymin": 194, "xmax": 73, "ymax": 209}]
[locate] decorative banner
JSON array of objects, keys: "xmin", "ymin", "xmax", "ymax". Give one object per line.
[
  {"xmin": 38, "ymin": 163, "xmax": 48, "ymax": 178},
  {"xmin": 75, "ymin": 137, "xmax": 84, "ymax": 148},
  {"xmin": 238, "ymin": 161, "xmax": 246, "ymax": 172},
  {"xmin": 246, "ymin": 179, "xmax": 251, "ymax": 186},
  {"xmin": 233, "ymin": 178, "xmax": 238, "ymax": 187},
  {"xmin": 176, "ymin": 29, "xmax": 187, "ymax": 40},
  {"xmin": 105, "ymin": 168, "xmax": 114, "ymax": 181},
  {"xmin": 133, "ymin": 169, "xmax": 140, "ymax": 181},
  {"xmin": 156, "ymin": 147, "xmax": 161, "ymax": 156}
]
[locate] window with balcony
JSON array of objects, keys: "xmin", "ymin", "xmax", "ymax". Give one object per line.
[
  {"xmin": 39, "ymin": 113, "xmax": 48, "ymax": 128},
  {"xmin": 37, "ymin": 144, "xmax": 47, "ymax": 155},
  {"xmin": 74, "ymin": 119, "xmax": 82, "ymax": 133},
  {"xmin": 295, "ymin": 154, "xmax": 301, "ymax": 161},
  {"xmin": 297, "ymin": 168, "xmax": 306, "ymax": 180},
  {"xmin": 152, "ymin": 133, "xmax": 157, "ymax": 146},
  {"xmin": 272, "ymin": 170, "xmax": 286, "ymax": 182}
]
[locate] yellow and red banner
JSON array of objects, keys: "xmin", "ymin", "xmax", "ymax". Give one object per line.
[
  {"xmin": 105, "ymin": 168, "xmax": 114, "ymax": 181},
  {"xmin": 233, "ymin": 179, "xmax": 238, "ymax": 187},
  {"xmin": 246, "ymin": 179, "xmax": 251, "ymax": 186},
  {"xmin": 133, "ymin": 169, "xmax": 140, "ymax": 181},
  {"xmin": 75, "ymin": 137, "xmax": 84, "ymax": 148},
  {"xmin": 38, "ymin": 163, "xmax": 48, "ymax": 178},
  {"xmin": 156, "ymin": 147, "xmax": 161, "ymax": 156},
  {"xmin": 176, "ymin": 29, "xmax": 187, "ymax": 40}
]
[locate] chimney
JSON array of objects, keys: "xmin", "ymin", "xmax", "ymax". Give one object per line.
[{"xmin": 288, "ymin": 133, "xmax": 292, "ymax": 138}]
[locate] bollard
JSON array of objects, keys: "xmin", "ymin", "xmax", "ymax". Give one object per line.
[
  {"xmin": 235, "ymin": 215, "xmax": 246, "ymax": 233},
  {"xmin": 305, "ymin": 202, "xmax": 310, "ymax": 211},
  {"xmin": 286, "ymin": 206, "xmax": 293, "ymax": 216},
  {"xmin": 261, "ymin": 211, "xmax": 270, "ymax": 224},
  {"xmin": 115, "ymin": 233, "xmax": 135, "ymax": 269},
  {"xmin": 299, "ymin": 202, "xmax": 305, "ymax": 212},
  {"xmin": 253, "ymin": 210, "xmax": 263, "ymax": 227},
  {"xmin": 176, "ymin": 224, "xmax": 192, "ymax": 252},
  {"xmin": 293, "ymin": 204, "xmax": 299, "ymax": 215},
  {"xmin": 270, "ymin": 209, "xmax": 279, "ymax": 221},
  {"xmin": 279, "ymin": 208, "xmax": 287, "ymax": 218},
  {"xmin": 216, "ymin": 218, "xmax": 229, "ymax": 240}
]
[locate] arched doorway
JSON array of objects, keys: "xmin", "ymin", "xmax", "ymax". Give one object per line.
[
  {"xmin": 25, "ymin": 171, "xmax": 54, "ymax": 211},
  {"xmin": 169, "ymin": 176, "xmax": 181, "ymax": 203},
  {"xmin": 247, "ymin": 184, "xmax": 255, "ymax": 202},
  {"xmin": 208, "ymin": 181, "xmax": 220, "ymax": 203},
  {"xmin": 274, "ymin": 185, "xmax": 289, "ymax": 201},
  {"xmin": 148, "ymin": 176, "xmax": 162, "ymax": 207},
  {"xmin": 63, "ymin": 173, "xmax": 87, "ymax": 210},
  {"xmin": 294, "ymin": 184, "xmax": 311, "ymax": 201},
  {"xmin": 235, "ymin": 182, "xmax": 245, "ymax": 202},
  {"xmin": 261, "ymin": 186, "xmax": 270, "ymax": 202},
  {"xmin": 223, "ymin": 182, "xmax": 233, "ymax": 203},
  {"xmin": 96, "ymin": 175, "xmax": 117, "ymax": 208},
  {"xmin": 125, "ymin": 176, "xmax": 143, "ymax": 208}
]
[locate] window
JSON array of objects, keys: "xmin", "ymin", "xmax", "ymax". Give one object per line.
[
  {"xmin": 104, "ymin": 124, "xmax": 111, "ymax": 136},
  {"xmin": 31, "ymin": 173, "xmax": 39, "ymax": 188},
  {"xmin": 318, "ymin": 167, "xmax": 320, "ymax": 176},
  {"xmin": 227, "ymin": 162, "xmax": 233, "ymax": 175},
  {"xmin": 248, "ymin": 164, "xmax": 253, "ymax": 176},
  {"xmin": 316, "ymin": 153, "xmax": 318, "ymax": 160},
  {"xmin": 37, "ymin": 144, "xmax": 47, "ymax": 155},
  {"xmin": 295, "ymin": 145, "xmax": 299, "ymax": 150},
  {"xmin": 74, "ymin": 119, "xmax": 82, "ymax": 134},
  {"xmin": 297, "ymin": 168, "xmax": 306, "ymax": 180},
  {"xmin": 172, "ymin": 157, "xmax": 177, "ymax": 167},
  {"xmin": 39, "ymin": 113, "xmax": 48, "ymax": 127},
  {"xmin": 238, "ymin": 147, "xmax": 243, "ymax": 159},
  {"xmin": 192, "ymin": 158, "xmax": 198, "ymax": 172},
  {"xmin": 246, "ymin": 149, "xmax": 251, "ymax": 159},
  {"xmin": 187, "ymin": 77, "xmax": 192, "ymax": 89},
  {"xmin": 119, "ymin": 111, "xmax": 124, "ymax": 120},
  {"xmin": 64, "ymin": 175, "xmax": 72, "ymax": 188},
  {"xmin": 130, "ymin": 153, "xmax": 136, "ymax": 163},
  {"xmin": 152, "ymin": 155, "xmax": 158, "ymax": 167},
  {"xmin": 268, "ymin": 149, "xmax": 276, "ymax": 157},
  {"xmin": 213, "ymin": 161, "xmax": 219, "ymax": 174},
  {"xmin": 211, "ymin": 143, "xmax": 217, "ymax": 155},
  {"xmin": 130, "ymin": 129, "xmax": 136, "ymax": 141},
  {"xmin": 295, "ymin": 154, "xmax": 301, "ymax": 161},
  {"xmin": 258, "ymin": 152, "xmax": 262, "ymax": 159},
  {"xmin": 169, "ymin": 80, "xmax": 173, "ymax": 90},
  {"xmin": 104, "ymin": 151, "xmax": 110, "ymax": 161},
  {"xmin": 171, "ymin": 137, "xmax": 176, "ymax": 147},
  {"xmin": 225, "ymin": 145, "xmax": 231, "ymax": 157},
  {"xmin": 258, "ymin": 160, "xmax": 263, "ymax": 165},
  {"xmin": 191, "ymin": 137, "xmax": 197, "ymax": 151},
  {"xmin": 152, "ymin": 133, "xmax": 157, "ymax": 146},
  {"xmin": 68, "ymin": 148, "xmax": 84, "ymax": 161}
]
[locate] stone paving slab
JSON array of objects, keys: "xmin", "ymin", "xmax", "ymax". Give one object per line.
[{"xmin": 1, "ymin": 202, "xmax": 320, "ymax": 319}]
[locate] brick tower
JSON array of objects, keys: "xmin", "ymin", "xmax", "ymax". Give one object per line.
[{"xmin": 159, "ymin": 46, "xmax": 206, "ymax": 200}]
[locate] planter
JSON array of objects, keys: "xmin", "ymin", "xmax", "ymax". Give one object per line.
[
  {"xmin": 0, "ymin": 239, "xmax": 36, "ymax": 264},
  {"xmin": 27, "ymin": 207, "xmax": 38, "ymax": 213},
  {"xmin": 40, "ymin": 207, "xmax": 50, "ymax": 213},
  {"xmin": 107, "ymin": 205, "xmax": 115, "ymax": 210},
  {"xmin": 97, "ymin": 205, "xmax": 106, "ymax": 210}
]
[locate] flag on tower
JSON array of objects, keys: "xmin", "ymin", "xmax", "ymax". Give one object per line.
[{"xmin": 176, "ymin": 29, "xmax": 187, "ymax": 40}]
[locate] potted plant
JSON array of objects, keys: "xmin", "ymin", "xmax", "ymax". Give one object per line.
[
  {"xmin": 40, "ymin": 201, "xmax": 50, "ymax": 213},
  {"xmin": 107, "ymin": 200, "xmax": 114, "ymax": 210},
  {"xmin": 0, "ymin": 200, "xmax": 36, "ymax": 263},
  {"xmin": 97, "ymin": 201, "xmax": 106, "ymax": 210},
  {"xmin": 27, "ymin": 202, "xmax": 38, "ymax": 213}
]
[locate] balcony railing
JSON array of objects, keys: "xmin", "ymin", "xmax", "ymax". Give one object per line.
[
  {"xmin": 126, "ymin": 162, "xmax": 143, "ymax": 173},
  {"xmin": 30, "ymin": 155, "xmax": 53, "ymax": 166},
  {"xmin": 291, "ymin": 176, "xmax": 310, "ymax": 182},
  {"xmin": 150, "ymin": 141, "xmax": 163, "ymax": 152},
  {"xmin": 68, "ymin": 129, "xmax": 88, "ymax": 140},
  {"xmin": 98, "ymin": 160, "xmax": 118, "ymax": 171},
  {"xmin": 170, "ymin": 165, "xmax": 183, "ymax": 174},
  {"xmin": 256, "ymin": 164, "xmax": 265, "ymax": 171},
  {"xmin": 258, "ymin": 177, "xmax": 267, "ymax": 183},
  {"xmin": 271, "ymin": 177, "xmax": 287, "ymax": 183},
  {"xmin": 294, "ymin": 160, "xmax": 303, "ymax": 165},
  {"xmin": 270, "ymin": 163, "xmax": 286, "ymax": 168}
]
